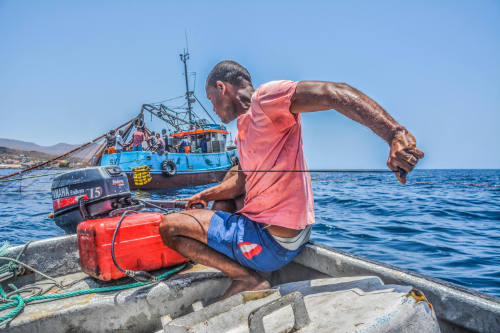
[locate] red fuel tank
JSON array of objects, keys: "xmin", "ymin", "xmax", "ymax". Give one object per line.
[{"xmin": 77, "ymin": 212, "xmax": 188, "ymax": 281}]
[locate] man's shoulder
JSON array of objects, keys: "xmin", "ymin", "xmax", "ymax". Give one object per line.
[{"xmin": 254, "ymin": 80, "xmax": 297, "ymax": 104}]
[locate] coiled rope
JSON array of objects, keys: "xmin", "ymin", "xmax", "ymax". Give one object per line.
[{"xmin": 0, "ymin": 262, "xmax": 186, "ymax": 325}]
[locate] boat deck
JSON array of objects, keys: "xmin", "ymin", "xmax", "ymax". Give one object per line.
[
  {"xmin": 1, "ymin": 236, "xmax": 499, "ymax": 332},
  {"xmin": 3, "ymin": 262, "xmax": 231, "ymax": 332}
]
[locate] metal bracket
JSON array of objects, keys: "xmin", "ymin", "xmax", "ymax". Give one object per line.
[
  {"xmin": 108, "ymin": 204, "xmax": 145, "ymax": 217},
  {"xmin": 78, "ymin": 196, "xmax": 90, "ymax": 220},
  {"xmin": 248, "ymin": 291, "xmax": 310, "ymax": 333}
]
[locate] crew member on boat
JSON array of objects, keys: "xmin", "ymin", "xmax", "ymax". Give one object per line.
[
  {"xmin": 160, "ymin": 60, "xmax": 424, "ymax": 298},
  {"xmin": 115, "ymin": 130, "xmax": 124, "ymax": 153},
  {"xmin": 161, "ymin": 129, "xmax": 171, "ymax": 152},
  {"xmin": 177, "ymin": 136, "xmax": 190, "ymax": 153},
  {"xmin": 147, "ymin": 131, "xmax": 158, "ymax": 151},
  {"xmin": 200, "ymin": 135, "xmax": 208, "ymax": 153},
  {"xmin": 130, "ymin": 127, "xmax": 145, "ymax": 151},
  {"xmin": 105, "ymin": 130, "xmax": 116, "ymax": 154},
  {"xmin": 154, "ymin": 132, "xmax": 166, "ymax": 155}
]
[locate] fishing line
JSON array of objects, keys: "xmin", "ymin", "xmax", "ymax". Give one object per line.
[
  {"xmin": 0, "ymin": 157, "xmax": 150, "ymax": 185},
  {"xmin": 224, "ymin": 169, "xmax": 393, "ymax": 173},
  {"xmin": 222, "ymin": 169, "xmax": 500, "ymax": 187},
  {"xmin": 0, "ymin": 171, "xmax": 69, "ymax": 184},
  {"xmin": 1, "ymin": 168, "xmax": 498, "ymax": 188}
]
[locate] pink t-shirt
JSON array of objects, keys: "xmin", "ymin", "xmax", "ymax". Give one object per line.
[
  {"xmin": 132, "ymin": 131, "xmax": 144, "ymax": 147},
  {"xmin": 236, "ymin": 80, "xmax": 315, "ymax": 230}
]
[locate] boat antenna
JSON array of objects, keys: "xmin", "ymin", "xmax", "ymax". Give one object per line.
[
  {"xmin": 180, "ymin": 32, "xmax": 194, "ymax": 129},
  {"xmin": 184, "ymin": 29, "xmax": 189, "ymax": 53}
]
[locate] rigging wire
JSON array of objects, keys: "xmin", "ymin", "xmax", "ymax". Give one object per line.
[
  {"xmin": 148, "ymin": 95, "xmax": 184, "ymax": 105},
  {"xmin": 193, "ymin": 94, "xmax": 217, "ymax": 123}
]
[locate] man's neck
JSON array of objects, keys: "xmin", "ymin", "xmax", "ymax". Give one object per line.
[{"xmin": 234, "ymin": 83, "xmax": 255, "ymax": 117}]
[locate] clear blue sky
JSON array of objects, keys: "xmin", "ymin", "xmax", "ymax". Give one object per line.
[{"xmin": 1, "ymin": 1, "xmax": 499, "ymax": 169}]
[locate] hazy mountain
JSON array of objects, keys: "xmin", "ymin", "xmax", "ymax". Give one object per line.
[
  {"xmin": 0, "ymin": 138, "xmax": 79, "ymax": 155},
  {"xmin": 0, "ymin": 146, "xmax": 55, "ymax": 160}
]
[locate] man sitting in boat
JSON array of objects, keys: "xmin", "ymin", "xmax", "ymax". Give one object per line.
[{"xmin": 160, "ymin": 60, "xmax": 424, "ymax": 298}]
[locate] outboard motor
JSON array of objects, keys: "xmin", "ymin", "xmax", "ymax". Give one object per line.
[
  {"xmin": 51, "ymin": 166, "xmax": 197, "ymax": 281},
  {"xmin": 51, "ymin": 166, "xmax": 133, "ymax": 233}
]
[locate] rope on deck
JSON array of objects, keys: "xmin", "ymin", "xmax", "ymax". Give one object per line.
[
  {"xmin": 0, "ymin": 241, "xmax": 31, "ymax": 279},
  {"xmin": 0, "ymin": 245, "xmax": 186, "ymax": 326}
]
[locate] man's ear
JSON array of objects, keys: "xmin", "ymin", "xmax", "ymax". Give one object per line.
[{"xmin": 216, "ymin": 81, "xmax": 226, "ymax": 95}]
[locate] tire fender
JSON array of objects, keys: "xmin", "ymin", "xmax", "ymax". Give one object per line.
[{"xmin": 161, "ymin": 159, "xmax": 177, "ymax": 177}]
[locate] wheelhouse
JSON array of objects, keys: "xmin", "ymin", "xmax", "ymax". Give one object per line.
[{"xmin": 170, "ymin": 124, "xmax": 231, "ymax": 153}]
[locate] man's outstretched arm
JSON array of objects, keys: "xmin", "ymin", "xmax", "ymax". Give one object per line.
[{"xmin": 290, "ymin": 81, "xmax": 424, "ymax": 184}]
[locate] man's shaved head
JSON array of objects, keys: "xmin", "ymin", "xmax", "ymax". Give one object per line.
[{"xmin": 206, "ymin": 60, "xmax": 252, "ymax": 88}]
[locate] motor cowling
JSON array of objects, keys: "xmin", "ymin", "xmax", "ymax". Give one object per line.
[{"xmin": 51, "ymin": 166, "xmax": 132, "ymax": 234}]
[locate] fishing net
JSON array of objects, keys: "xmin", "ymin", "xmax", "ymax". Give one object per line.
[{"xmin": 0, "ymin": 117, "xmax": 137, "ymax": 188}]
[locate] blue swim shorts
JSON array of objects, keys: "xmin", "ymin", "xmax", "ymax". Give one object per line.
[{"xmin": 207, "ymin": 211, "xmax": 305, "ymax": 272}]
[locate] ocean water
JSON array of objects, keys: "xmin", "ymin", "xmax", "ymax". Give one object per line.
[{"xmin": 0, "ymin": 168, "xmax": 499, "ymax": 298}]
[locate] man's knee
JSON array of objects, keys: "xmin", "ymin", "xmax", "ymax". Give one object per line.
[
  {"xmin": 160, "ymin": 210, "xmax": 213, "ymax": 246},
  {"xmin": 159, "ymin": 214, "xmax": 180, "ymax": 244}
]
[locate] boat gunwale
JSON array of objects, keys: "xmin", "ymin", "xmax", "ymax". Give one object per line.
[
  {"xmin": 2, "ymin": 237, "xmax": 500, "ymax": 332},
  {"xmin": 297, "ymin": 241, "xmax": 500, "ymax": 333},
  {"xmin": 305, "ymin": 241, "xmax": 500, "ymax": 304},
  {"xmin": 3, "ymin": 238, "xmax": 499, "ymax": 303}
]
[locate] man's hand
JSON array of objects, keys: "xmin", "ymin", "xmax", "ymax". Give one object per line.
[
  {"xmin": 176, "ymin": 193, "xmax": 208, "ymax": 210},
  {"xmin": 175, "ymin": 165, "xmax": 245, "ymax": 210},
  {"xmin": 387, "ymin": 129, "xmax": 424, "ymax": 184}
]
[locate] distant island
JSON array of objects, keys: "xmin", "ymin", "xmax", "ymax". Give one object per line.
[{"xmin": 0, "ymin": 138, "xmax": 84, "ymax": 169}]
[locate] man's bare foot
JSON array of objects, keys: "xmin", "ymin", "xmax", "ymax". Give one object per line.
[{"xmin": 222, "ymin": 276, "xmax": 271, "ymax": 299}]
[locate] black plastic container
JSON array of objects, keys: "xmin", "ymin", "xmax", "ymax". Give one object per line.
[{"xmin": 51, "ymin": 166, "xmax": 131, "ymax": 234}]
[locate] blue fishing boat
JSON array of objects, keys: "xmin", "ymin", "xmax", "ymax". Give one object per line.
[
  {"xmin": 100, "ymin": 126, "xmax": 237, "ymax": 190},
  {"xmin": 98, "ymin": 50, "xmax": 238, "ymax": 190}
]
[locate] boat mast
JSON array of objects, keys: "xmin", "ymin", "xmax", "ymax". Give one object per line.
[{"xmin": 180, "ymin": 50, "xmax": 194, "ymax": 130}]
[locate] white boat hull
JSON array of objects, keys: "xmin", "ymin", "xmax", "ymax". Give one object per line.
[{"xmin": 0, "ymin": 236, "xmax": 499, "ymax": 332}]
